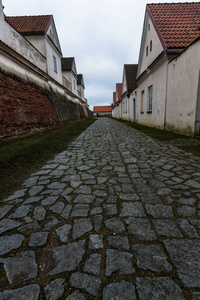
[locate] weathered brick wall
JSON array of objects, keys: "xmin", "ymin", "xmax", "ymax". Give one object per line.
[
  {"xmin": 0, "ymin": 71, "xmax": 91, "ymax": 139},
  {"xmin": 0, "ymin": 72, "xmax": 60, "ymax": 138}
]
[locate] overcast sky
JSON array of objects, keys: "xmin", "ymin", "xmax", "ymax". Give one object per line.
[{"xmin": 3, "ymin": 0, "xmax": 196, "ymax": 110}]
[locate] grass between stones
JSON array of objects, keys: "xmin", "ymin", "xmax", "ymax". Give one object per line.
[
  {"xmin": 0, "ymin": 118, "xmax": 96, "ymax": 201},
  {"xmin": 113, "ymin": 118, "xmax": 200, "ymax": 156}
]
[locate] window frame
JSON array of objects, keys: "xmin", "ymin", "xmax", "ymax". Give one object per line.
[
  {"xmin": 53, "ymin": 55, "xmax": 57, "ymax": 73},
  {"xmin": 150, "ymin": 40, "xmax": 152, "ymax": 52},
  {"xmin": 147, "ymin": 85, "xmax": 153, "ymax": 112}
]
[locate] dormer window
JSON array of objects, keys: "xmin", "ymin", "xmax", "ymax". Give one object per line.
[
  {"xmin": 146, "ymin": 46, "xmax": 149, "ymax": 57},
  {"xmin": 150, "ymin": 40, "xmax": 152, "ymax": 52}
]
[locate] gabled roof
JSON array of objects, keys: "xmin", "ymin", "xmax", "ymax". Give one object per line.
[
  {"xmin": 124, "ymin": 64, "xmax": 138, "ymax": 93},
  {"xmin": 113, "ymin": 92, "xmax": 116, "ymax": 105},
  {"xmin": 93, "ymin": 106, "xmax": 112, "ymax": 112},
  {"xmin": 147, "ymin": 2, "xmax": 200, "ymax": 51},
  {"xmin": 5, "ymin": 15, "xmax": 53, "ymax": 35},
  {"xmin": 61, "ymin": 57, "xmax": 74, "ymax": 71},
  {"xmin": 116, "ymin": 83, "xmax": 122, "ymax": 102}
]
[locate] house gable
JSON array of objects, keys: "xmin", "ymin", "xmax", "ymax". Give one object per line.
[
  {"xmin": 137, "ymin": 11, "xmax": 164, "ymax": 78},
  {"xmin": 116, "ymin": 83, "xmax": 122, "ymax": 102},
  {"xmin": 122, "ymin": 64, "xmax": 138, "ymax": 97}
]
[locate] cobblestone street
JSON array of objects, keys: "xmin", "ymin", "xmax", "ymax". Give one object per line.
[{"xmin": 1, "ymin": 117, "xmax": 200, "ymax": 299}]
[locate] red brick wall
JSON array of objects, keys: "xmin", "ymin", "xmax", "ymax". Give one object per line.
[{"xmin": 0, "ymin": 72, "xmax": 60, "ymax": 139}]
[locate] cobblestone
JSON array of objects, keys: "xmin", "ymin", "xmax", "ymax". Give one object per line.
[{"xmin": 1, "ymin": 118, "xmax": 200, "ymax": 298}]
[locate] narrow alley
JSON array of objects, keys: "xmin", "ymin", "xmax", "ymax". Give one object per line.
[{"xmin": 0, "ymin": 118, "xmax": 200, "ymax": 299}]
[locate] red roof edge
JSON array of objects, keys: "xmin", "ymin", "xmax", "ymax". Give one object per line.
[
  {"xmin": 146, "ymin": 5, "xmax": 167, "ymax": 53},
  {"xmin": 45, "ymin": 15, "xmax": 53, "ymax": 34}
]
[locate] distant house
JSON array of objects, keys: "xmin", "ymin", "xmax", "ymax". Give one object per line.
[
  {"xmin": 112, "ymin": 83, "xmax": 122, "ymax": 119},
  {"xmin": 5, "ymin": 15, "xmax": 63, "ymax": 84},
  {"xmin": 121, "ymin": 64, "xmax": 138, "ymax": 121},
  {"xmin": 93, "ymin": 106, "xmax": 112, "ymax": 117},
  {"xmin": 136, "ymin": 2, "xmax": 200, "ymax": 136},
  {"xmin": 61, "ymin": 57, "xmax": 78, "ymax": 95},
  {"xmin": 77, "ymin": 74, "xmax": 85, "ymax": 102}
]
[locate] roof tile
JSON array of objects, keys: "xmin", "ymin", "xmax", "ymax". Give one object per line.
[
  {"xmin": 148, "ymin": 2, "xmax": 200, "ymax": 49},
  {"xmin": 93, "ymin": 106, "xmax": 112, "ymax": 112},
  {"xmin": 5, "ymin": 15, "xmax": 52, "ymax": 35}
]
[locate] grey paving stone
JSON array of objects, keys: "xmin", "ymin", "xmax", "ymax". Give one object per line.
[
  {"xmin": 49, "ymin": 240, "xmax": 85, "ymax": 275},
  {"xmin": 107, "ymin": 195, "xmax": 118, "ymax": 203},
  {"xmin": 106, "ymin": 249, "xmax": 135, "ymax": 276},
  {"xmin": 153, "ymin": 219, "xmax": 183, "ymax": 237},
  {"xmin": 145, "ymin": 204, "xmax": 174, "ymax": 218},
  {"xmin": 0, "ymin": 251, "xmax": 37, "ymax": 284},
  {"xmin": 93, "ymin": 190, "xmax": 108, "ymax": 197},
  {"xmin": 185, "ymin": 179, "xmax": 200, "ymax": 189},
  {"xmin": 24, "ymin": 196, "xmax": 43, "ymax": 204},
  {"xmin": 23, "ymin": 177, "xmax": 38, "ymax": 187},
  {"xmin": 29, "ymin": 185, "xmax": 44, "ymax": 196},
  {"xmin": 107, "ymin": 236, "xmax": 130, "ymax": 250},
  {"xmin": 89, "ymin": 234, "xmax": 103, "ymax": 249},
  {"xmin": 55, "ymin": 224, "xmax": 72, "ymax": 243},
  {"xmin": 62, "ymin": 188, "xmax": 73, "ymax": 197},
  {"xmin": 105, "ymin": 218, "xmax": 125, "ymax": 233},
  {"xmin": 69, "ymin": 272, "xmax": 101, "ymax": 296},
  {"xmin": 0, "ymin": 284, "xmax": 40, "ymax": 300},
  {"xmin": 65, "ymin": 291, "xmax": 86, "ymax": 300},
  {"xmin": 120, "ymin": 202, "xmax": 146, "ymax": 217},
  {"xmin": 93, "ymin": 215, "xmax": 103, "ymax": 233},
  {"xmin": 90, "ymin": 207, "xmax": 102, "ymax": 215},
  {"xmin": 71, "ymin": 204, "xmax": 90, "ymax": 217},
  {"xmin": 84, "ymin": 253, "xmax": 101, "ymax": 275},
  {"xmin": 127, "ymin": 218, "xmax": 157, "ymax": 241},
  {"xmin": 18, "ymin": 220, "xmax": 40, "ymax": 233},
  {"xmin": 29, "ymin": 231, "xmax": 49, "ymax": 247},
  {"xmin": 103, "ymin": 280, "xmax": 136, "ymax": 300},
  {"xmin": 61, "ymin": 205, "xmax": 72, "ymax": 219},
  {"xmin": 33, "ymin": 206, "xmax": 46, "ymax": 221},
  {"xmin": 4, "ymin": 189, "xmax": 26, "ymax": 202},
  {"xmin": 0, "ymin": 218, "xmax": 22, "ymax": 234},
  {"xmin": 177, "ymin": 205, "xmax": 196, "ymax": 217},
  {"xmin": 177, "ymin": 219, "xmax": 199, "ymax": 238},
  {"xmin": 132, "ymin": 244, "xmax": 172, "ymax": 272},
  {"xmin": 103, "ymin": 204, "xmax": 117, "ymax": 215},
  {"xmin": 72, "ymin": 218, "xmax": 93, "ymax": 239},
  {"xmin": 74, "ymin": 194, "xmax": 95, "ymax": 203},
  {"xmin": 44, "ymin": 278, "xmax": 65, "ymax": 300},
  {"xmin": 164, "ymin": 239, "xmax": 200, "ymax": 287},
  {"xmin": 9, "ymin": 205, "xmax": 31, "ymax": 219},
  {"xmin": 74, "ymin": 185, "xmax": 91, "ymax": 194},
  {"xmin": 119, "ymin": 194, "xmax": 140, "ymax": 201},
  {"xmin": 0, "ymin": 205, "xmax": 13, "ymax": 219},
  {"xmin": 0, "ymin": 234, "xmax": 24, "ymax": 255},
  {"xmin": 136, "ymin": 277, "xmax": 185, "ymax": 300},
  {"xmin": 41, "ymin": 196, "xmax": 58, "ymax": 206},
  {"xmin": 47, "ymin": 182, "xmax": 66, "ymax": 189},
  {"xmin": 42, "ymin": 216, "xmax": 59, "ymax": 231},
  {"xmin": 49, "ymin": 201, "xmax": 65, "ymax": 214},
  {"xmin": 177, "ymin": 197, "xmax": 196, "ymax": 205}
]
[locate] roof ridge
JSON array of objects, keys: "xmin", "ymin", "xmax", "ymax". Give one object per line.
[{"xmin": 6, "ymin": 14, "xmax": 53, "ymax": 18}]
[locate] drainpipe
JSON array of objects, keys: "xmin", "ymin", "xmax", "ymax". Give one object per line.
[{"xmin": 164, "ymin": 59, "xmax": 169, "ymax": 130}]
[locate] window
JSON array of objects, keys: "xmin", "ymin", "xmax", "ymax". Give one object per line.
[
  {"xmin": 150, "ymin": 40, "xmax": 152, "ymax": 52},
  {"xmin": 73, "ymin": 80, "xmax": 76, "ymax": 90},
  {"xmin": 146, "ymin": 46, "xmax": 148, "ymax": 57},
  {"xmin": 53, "ymin": 56, "xmax": 57, "ymax": 73},
  {"xmin": 148, "ymin": 23, "xmax": 150, "ymax": 31},
  {"xmin": 125, "ymin": 100, "xmax": 127, "ymax": 113},
  {"xmin": 147, "ymin": 85, "xmax": 153, "ymax": 112},
  {"xmin": 141, "ymin": 90, "xmax": 144, "ymax": 113}
]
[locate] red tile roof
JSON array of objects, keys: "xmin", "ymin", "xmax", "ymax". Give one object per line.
[
  {"xmin": 124, "ymin": 64, "xmax": 138, "ymax": 93},
  {"xmin": 147, "ymin": 2, "xmax": 200, "ymax": 50},
  {"xmin": 5, "ymin": 15, "xmax": 53, "ymax": 35},
  {"xmin": 113, "ymin": 92, "xmax": 116, "ymax": 105},
  {"xmin": 93, "ymin": 106, "xmax": 112, "ymax": 112},
  {"xmin": 116, "ymin": 83, "xmax": 122, "ymax": 102}
]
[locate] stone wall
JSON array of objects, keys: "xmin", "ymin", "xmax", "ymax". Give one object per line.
[{"xmin": 0, "ymin": 71, "xmax": 90, "ymax": 139}]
